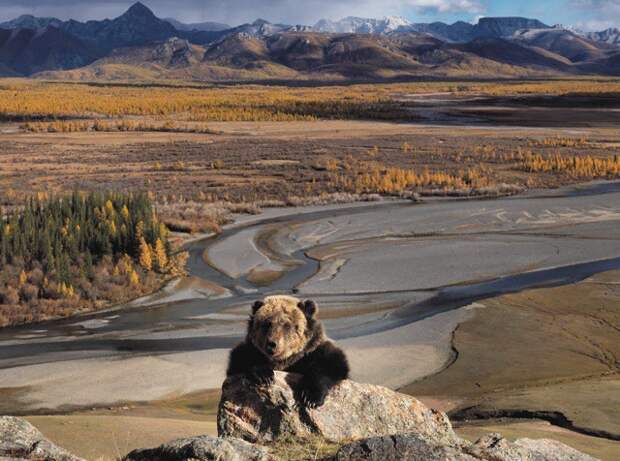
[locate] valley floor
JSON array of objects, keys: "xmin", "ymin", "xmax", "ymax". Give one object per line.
[
  {"xmin": 1, "ymin": 90, "xmax": 620, "ymax": 460},
  {"xmin": 17, "ymin": 270, "xmax": 620, "ymax": 461}
]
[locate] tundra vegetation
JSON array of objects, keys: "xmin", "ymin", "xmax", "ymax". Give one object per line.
[
  {"xmin": 1, "ymin": 79, "xmax": 620, "ymax": 316},
  {"xmin": 0, "ymin": 192, "xmax": 187, "ymax": 327},
  {"xmin": 2, "ymin": 78, "xmax": 620, "ymax": 122}
]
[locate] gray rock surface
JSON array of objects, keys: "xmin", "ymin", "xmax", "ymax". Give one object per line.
[
  {"xmin": 514, "ymin": 437, "xmax": 600, "ymax": 461},
  {"xmin": 218, "ymin": 371, "xmax": 459, "ymax": 445},
  {"xmin": 334, "ymin": 433, "xmax": 478, "ymax": 461},
  {"xmin": 0, "ymin": 416, "xmax": 84, "ymax": 461},
  {"xmin": 123, "ymin": 435, "xmax": 275, "ymax": 461},
  {"xmin": 2, "ymin": 377, "xmax": 600, "ymax": 461},
  {"xmin": 335, "ymin": 432, "xmax": 599, "ymax": 461},
  {"xmin": 217, "ymin": 373, "xmax": 600, "ymax": 461}
]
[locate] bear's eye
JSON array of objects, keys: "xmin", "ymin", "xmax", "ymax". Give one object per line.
[{"xmin": 262, "ymin": 321, "xmax": 271, "ymax": 331}]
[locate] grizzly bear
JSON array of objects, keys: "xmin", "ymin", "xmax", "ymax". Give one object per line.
[{"xmin": 226, "ymin": 295, "xmax": 349, "ymax": 408}]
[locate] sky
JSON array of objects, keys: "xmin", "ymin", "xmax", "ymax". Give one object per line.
[{"xmin": 0, "ymin": 0, "xmax": 618, "ymax": 31}]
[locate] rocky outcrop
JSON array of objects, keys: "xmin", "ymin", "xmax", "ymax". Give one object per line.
[
  {"xmin": 1, "ymin": 375, "xmax": 600, "ymax": 461},
  {"xmin": 0, "ymin": 416, "xmax": 84, "ymax": 461},
  {"xmin": 333, "ymin": 433, "xmax": 476, "ymax": 460},
  {"xmin": 333, "ymin": 432, "xmax": 599, "ymax": 461},
  {"xmin": 217, "ymin": 372, "xmax": 599, "ymax": 461},
  {"xmin": 152, "ymin": 37, "xmax": 199, "ymax": 67},
  {"xmin": 218, "ymin": 372, "xmax": 459, "ymax": 446},
  {"xmin": 467, "ymin": 433, "xmax": 598, "ymax": 461},
  {"xmin": 123, "ymin": 435, "xmax": 275, "ymax": 461}
]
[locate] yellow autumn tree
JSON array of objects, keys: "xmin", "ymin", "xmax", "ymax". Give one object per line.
[
  {"xmin": 168, "ymin": 251, "xmax": 189, "ymax": 277},
  {"xmin": 154, "ymin": 238, "xmax": 168, "ymax": 273},
  {"xmin": 135, "ymin": 220, "xmax": 145, "ymax": 241},
  {"xmin": 129, "ymin": 269, "xmax": 140, "ymax": 287},
  {"xmin": 18, "ymin": 270, "xmax": 27, "ymax": 287},
  {"xmin": 105, "ymin": 200, "xmax": 115, "ymax": 217},
  {"xmin": 138, "ymin": 238, "xmax": 153, "ymax": 271}
]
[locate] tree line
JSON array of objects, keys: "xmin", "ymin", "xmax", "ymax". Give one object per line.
[{"xmin": 0, "ymin": 191, "xmax": 186, "ymax": 327}]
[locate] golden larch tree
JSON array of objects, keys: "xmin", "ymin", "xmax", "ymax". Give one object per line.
[
  {"xmin": 138, "ymin": 238, "xmax": 153, "ymax": 271},
  {"xmin": 154, "ymin": 238, "xmax": 168, "ymax": 273}
]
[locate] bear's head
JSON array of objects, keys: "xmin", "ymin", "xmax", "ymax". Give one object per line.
[{"xmin": 248, "ymin": 295, "xmax": 319, "ymax": 362}]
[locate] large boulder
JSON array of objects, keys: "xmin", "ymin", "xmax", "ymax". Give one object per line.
[
  {"xmin": 513, "ymin": 437, "xmax": 600, "ymax": 461},
  {"xmin": 334, "ymin": 432, "xmax": 599, "ymax": 461},
  {"xmin": 218, "ymin": 371, "xmax": 459, "ymax": 446},
  {"xmin": 334, "ymin": 433, "xmax": 478, "ymax": 461},
  {"xmin": 217, "ymin": 373, "xmax": 600, "ymax": 461},
  {"xmin": 0, "ymin": 416, "xmax": 84, "ymax": 461},
  {"xmin": 123, "ymin": 435, "xmax": 275, "ymax": 461}
]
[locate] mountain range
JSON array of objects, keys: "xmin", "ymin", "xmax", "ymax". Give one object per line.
[
  {"xmin": 1, "ymin": 2, "xmax": 620, "ymax": 80},
  {"xmin": 312, "ymin": 16, "xmax": 550, "ymax": 43}
]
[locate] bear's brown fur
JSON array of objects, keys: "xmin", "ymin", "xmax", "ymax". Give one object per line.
[{"xmin": 226, "ymin": 295, "xmax": 350, "ymax": 408}]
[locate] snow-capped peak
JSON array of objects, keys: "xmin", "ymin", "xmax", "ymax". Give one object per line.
[{"xmin": 313, "ymin": 16, "xmax": 413, "ymax": 34}]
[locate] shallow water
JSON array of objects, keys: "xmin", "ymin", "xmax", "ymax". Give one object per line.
[{"xmin": 1, "ymin": 181, "xmax": 620, "ymax": 409}]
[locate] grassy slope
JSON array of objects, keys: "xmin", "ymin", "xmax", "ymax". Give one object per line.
[{"xmin": 403, "ymin": 270, "xmax": 620, "ymax": 459}]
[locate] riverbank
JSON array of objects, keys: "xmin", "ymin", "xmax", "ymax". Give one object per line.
[{"xmin": 2, "ymin": 180, "xmax": 620, "ymax": 460}]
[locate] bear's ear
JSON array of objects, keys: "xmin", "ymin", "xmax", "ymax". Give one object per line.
[
  {"xmin": 252, "ymin": 300, "xmax": 264, "ymax": 314},
  {"xmin": 298, "ymin": 300, "xmax": 318, "ymax": 319}
]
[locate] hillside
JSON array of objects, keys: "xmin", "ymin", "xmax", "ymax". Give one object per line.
[
  {"xmin": 164, "ymin": 17, "xmax": 230, "ymax": 32},
  {"xmin": 0, "ymin": 26, "xmax": 98, "ymax": 75},
  {"xmin": 39, "ymin": 31, "xmax": 572, "ymax": 82},
  {"xmin": 0, "ymin": 14, "xmax": 63, "ymax": 30},
  {"xmin": 2, "ymin": 2, "xmax": 620, "ymax": 79},
  {"xmin": 60, "ymin": 2, "xmax": 177, "ymax": 52},
  {"xmin": 512, "ymin": 28, "xmax": 611, "ymax": 62},
  {"xmin": 456, "ymin": 38, "xmax": 574, "ymax": 72}
]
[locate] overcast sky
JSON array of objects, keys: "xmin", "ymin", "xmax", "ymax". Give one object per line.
[{"xmin": 0, "ymin": 0, "xmax": 618, "ymax": 31}]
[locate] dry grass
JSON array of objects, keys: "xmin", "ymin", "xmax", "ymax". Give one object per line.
[
  {"xmin": 521, "ymin": 153, "xmax": 620, "ymax": 178},
  {"xmin": 3, "ymin": 78, "xmax": 620, "ymax": 123},
  {"xmin": 327, "ymin": 157, "xmax": 500, "ymax": 196},
  {"xmin": 0, "ymin": 80, "xmax": 404, "ymax": 122},
  {"xmin": 528, "ymin": 136, "xmax": 589, "ymax": 148},
  {"xmin": 157, "ymin": 201, "xmax": 260, "ymax": 234},
  {"xmin": 265, "ymin": 434, "xmax": 342, "ymax": 461},
  {"xmin": 21, "ymin": 120, "xmax": 220, "ymax": 134},
  {"xmin": 1, "ymin": 121, "xmax": 618, "ymax": 218},
  {"xmin": 1, "ymin": 79, "xmax": 620, "ymax": 232}
]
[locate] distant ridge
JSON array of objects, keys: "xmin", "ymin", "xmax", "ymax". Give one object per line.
[
  {"xmin": 0, "ymin": 14, "xmax": 63, "ymax": 30},
  {"xmin": 164, "ymin": 17, "xmax": 230, "ymax": 32},
  {"xmin": 313, "ymin": 16, "xmax": 412, "ymax": 34},
  {"xmin": 312, "ymin": 16, "xmax": 549, "ymax": 42},
  {"xmin": 1, "ymin": 2, "xmax": 620, "ymax": 79},
  {"xmin": 60, "ymin": 1, "xmax": 178, "ymax": 51}
]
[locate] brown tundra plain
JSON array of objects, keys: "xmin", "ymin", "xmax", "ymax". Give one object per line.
[{"xmin": 0, "ymin": 77, "xmax": 619, "ymax": 461}]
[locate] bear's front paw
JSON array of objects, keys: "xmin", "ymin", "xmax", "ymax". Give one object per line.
[
  {"xmin": 296, "ymin": 383, "xmax": 327, "ymax": 409},
  {"xmin": 247, "ymin": 367, "xmax": 274, "ymax": 387}
]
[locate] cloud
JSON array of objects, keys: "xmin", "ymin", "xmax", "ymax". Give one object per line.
[
  {"xmin": 0, "ymin": 0, "xmax": 486, "ymax": 25},
  {"xmin": 402, "ymin": 0, "xmax": 485, "ymax": 14},
  {"xmin": 570, "ymin": 0, "xmax": 620, "ymax": 29}
]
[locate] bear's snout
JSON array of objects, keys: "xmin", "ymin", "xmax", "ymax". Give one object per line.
[{"xmin": 266, "ymin": 340, "xmax": 277, "ymax": 355}]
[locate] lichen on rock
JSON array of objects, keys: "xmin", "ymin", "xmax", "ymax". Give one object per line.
[
  {"xmin": 218, "ymin": 371, "xmax": 459, "ymax": 446},
  {"xmin": 0, "ymin": 416, "xmax": 84, "ymax": 461},
  {"xmin": 216, "ymin": 372, "xmax": 600, "ymax": 461},
  {"xmin": 123, "ymin": 435, "xmax": 276, "ymax": 461}
]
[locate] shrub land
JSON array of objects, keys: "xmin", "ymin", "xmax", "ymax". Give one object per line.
[
  {"xmin": 21, "ymin": 120, "xmax": 220, "ymax": 134},
  {"xmin": 1, "ymin": 79, "xmax": 620, "ymax": 242},
  {"xmin": 3, "ymin": 79, "xmax": 620, "ymax": 122},
  {"xmin": 0, "ymin": 80, "xmax": 406, "ymax": 122},
  {"xmin": 0, "ymin": 192, "xmax": 187, "ymax": 327},
  {"xmin": 521, "ymin": 152, "xmax": 620, "ymax": 177}
]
